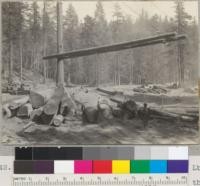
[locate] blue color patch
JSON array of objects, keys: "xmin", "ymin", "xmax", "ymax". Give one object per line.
[{"xmin": 150, "ymin": 160, "xmax": 167, "ymax": 173}]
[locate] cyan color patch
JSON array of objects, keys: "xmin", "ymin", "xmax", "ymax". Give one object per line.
[{"xmin": 150, "ymin": 160, "xmax": 167, "ymax": 173}]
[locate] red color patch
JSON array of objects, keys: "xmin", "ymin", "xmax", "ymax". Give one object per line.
[{"xmin": 93, "ymin": 160, "xmax": 112, "ymax": 173}]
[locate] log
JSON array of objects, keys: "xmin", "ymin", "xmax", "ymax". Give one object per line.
[
  {"xmin": 120, "ymin": 100, "xmax": 138, "ymax": 119},
  {"xmin": 96, "ymin": 88, "xmax": 117, "ymax": 95},
  {"xmin": 41, "ymin": 86, "xmax": 65, "ymax": 124},
  {"xmin": 150, "ymin": 115, "xmax": 175, "ymax": 121},
  {"xmin": 22, "ymin": 121, "xmax": 35, "ymax": 132},
  {"xmin": 133, "ymin": 88, "xmax": 147, "ymax": 94},
  {"xmin": 52, "ymin": 115, "xmax": 64, "ymax": 127},
  {"xmin": 111, "ymin": 96, "xmax": 139, "ymax": 119},
  {"xmin": 2, "ymin": 96, "xmax": 29, "ymax": 118},
  {"xmin": 112, "ymin": 107, "xmax": 123, "ymax": 118},
  {"xmin": 43, "ymin": 86, "xmax": 64, "ymax": 115},
  {"xmin": 97, "ymin": 99, "xmax": 113, "ymax": 120},
  {"xmin": 60, "ymin": 88, "xmax": 77, "ymax": 116},
  {"xmin": 82, "ymin": 106, "xmax": 99, "ymax": 123},
  {"xmin": 150, "ymin": 108, "xmax": 198, "ymax": 122},
  {"xmin": 9, "ymin": 96, "xmax": 29, "ymax": 110},
  {"xmin": 180, "ymin": 115, "xmax": 197, "ymax": 122},
  {"xmin": 74, "ymin": 91, "xmax": 113, "ymax": 123},
  {"xmin": 29, "ymin": 89, "xmax": 54, "ymax": 109},
  {"xmin": 150, "ymin": 108, "xmax": 179, "ymax": 119},
  {"xmin": 17, "ymin": 103, "xmax": 33, "ymax": 118},
  {"xmin": 30, "ymin": 107, "xmax": 43, "ymax": 121},
  {"xmin": 2, "ymin": 104, "xmax": 12, "ymax": 118},
  {"xmin": 152, "ymin": 85, "xmax": 168, "ymax": 94}
]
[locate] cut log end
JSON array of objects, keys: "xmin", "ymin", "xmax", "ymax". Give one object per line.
[
  {"xmin": 17, "ymin": 103, "xmax": 33, "ymax": 118},
  {"xmin": 52, "ymin": 115, "xmax": 64, "ymax": 127}
]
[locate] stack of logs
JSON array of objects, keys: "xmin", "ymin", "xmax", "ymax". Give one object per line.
[
  {"xmin": 133, "ymin": 85, "xmax": 168, "ymax": 94},
  {"xmin": 3, "ymin": 86, "xmax": 77, "ymax": 127},
  {"xmin": 97, "ymin": 87, "xmax": 199, "ymax": 123},
  {"xmin": 2, "ymin": 86, "xmax": 199, "ymax": 128}
]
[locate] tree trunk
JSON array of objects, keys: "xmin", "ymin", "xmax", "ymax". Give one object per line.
[
  {"xmin": 42, "ymin": 1, "xmax": 47, "ymax": 83},
  {"xmin": 177, "ymin": 1, "xmax": 185, "ymax": 87},
  {"xmin": 60, "ymin": 88, "xmax": 77, "ymax": 116},
  {"xmin": 42, "ymin": 86, "xmax": 65, "ymax": 123},
  {"xmin": 56, "ymin": 1, "xmax": 64, "ymax": 86},
  {"xmin": 95, "ymin": 55, "xmax": 99, "ymax": 86},
  {"xmin": 8, "ymin": 40, "xmax": 13, "ymax": 84},
  {"xmin": 20, "ymin": 34, "xmax": 23, "ymax": 83}
]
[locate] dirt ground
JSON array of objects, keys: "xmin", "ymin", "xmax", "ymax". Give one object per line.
[
  {"xmin": 1, "ymin": 85, "xmax": 199, "ymax": 145},
  {"xmin": 1, "ymin": 115, "xmax": 199, "ymax": 145}
]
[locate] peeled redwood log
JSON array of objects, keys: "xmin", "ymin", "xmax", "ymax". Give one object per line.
[
  {"xmin": 41, "ymin": 86, "xmax": 65, "ymax": 124},
  {"xmin": 3, "ymin": 96, "xmax": 29, "ymax": 118},
  {"xmin": 17, "ymin": 103, "xmax": 33, "ymax": 118},
  {"xmin": 43, "ymin": 86, "xmax": 64, "ymax": 115},
  {"xmin": 29, "ymin": 89, "xmax": 54, "ymax": 109},
  {"xmin": 74, "ymin": 91, "xmax": 112, "ymax": 123},
  {"xmin": 9, "ymin": 96, "xmax": 29, "ymax": 110},
  {"xmin": 76, "ymin": 92, "xmax": 99, "ymax": 123},
  {"xmin": 60, "ymin": 88, "xmax": 77, "ymax": 116}
]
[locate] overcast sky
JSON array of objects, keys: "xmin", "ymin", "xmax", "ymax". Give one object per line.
[{"xmin": 60, "ymin": 1, "xmax": 198, "ymax": 22}]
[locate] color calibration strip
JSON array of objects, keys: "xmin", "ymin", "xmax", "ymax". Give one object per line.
[
  {"xmin": 14, "ymin": 146, "xmax": 188, "ymax": 174},
  {"xmin": 14, "ymin": 160, "xmax": 188, "ymax": 174}
]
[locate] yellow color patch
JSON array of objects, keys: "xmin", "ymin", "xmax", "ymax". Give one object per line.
[{"xmin": 112, "ymin": 160, "xmax": 130, "ymax": 174}]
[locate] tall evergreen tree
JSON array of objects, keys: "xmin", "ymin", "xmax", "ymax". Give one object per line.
[
  {"xmin": 110, "ymin": 3, "xmax": 124, "ymax": 85},
  {"xmin": 80, "ymin": 15, "xmax": 96, "ymax": 85},
  {"xmin": 94, "ymin": 1, "xmax": 110, "ymax": 85},
  {"xmin": 63, "ymin": 4, "xmax": 79, "ymax": 84},
  {"xmin": 174, "ymin": 0, "xmax": 192, "ymax": 86}
]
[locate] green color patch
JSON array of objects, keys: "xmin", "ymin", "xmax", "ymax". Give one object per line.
[{"xmin": 130, "ymin": 160, "xmax": 150, "ymax": 173}]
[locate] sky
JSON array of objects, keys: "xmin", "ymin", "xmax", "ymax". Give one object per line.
[{"xmin": 60, "ymin": 1, "xmax": 198, "ymax": 22}]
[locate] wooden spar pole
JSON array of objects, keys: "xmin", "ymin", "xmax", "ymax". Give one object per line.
[
  {"xmin": 20, "ymin": 34, "xmax": 23, "ymax": 84},
  {"xmin": 42, "ymin": 1, "xmax": 47, "ymax": 83},
  {"xmin": 56, "ymin": 0, "xmax": 64, "ymax": 86}
]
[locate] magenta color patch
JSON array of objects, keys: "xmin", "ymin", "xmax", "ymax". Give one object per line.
[{"xmin": 74, "ymin": 160, "xmax": 92, "ymax": 173}]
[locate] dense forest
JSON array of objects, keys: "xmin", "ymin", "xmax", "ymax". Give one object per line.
[{"xmin": 2, "ymin": 1, "xmax": 198, "ymax": 87}]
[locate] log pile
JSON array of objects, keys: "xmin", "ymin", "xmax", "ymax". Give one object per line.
[
  {"xmin": 98, "ymin": 87, "xmax": 198, "ymax": 124},
  {"xmin": 111, "ymin": 96, "xmax": 198, "ymax": 123},
  {"xmin": 133, "ymin": 85, "xmax": 168, "ymax": 94},
  {"xmin": 2, "ymin": 85, "xmax": 78, "ymax": 127},
  {"xmin": 2, "ymin": 85, "xmax": 198, "ymax": 129}
]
